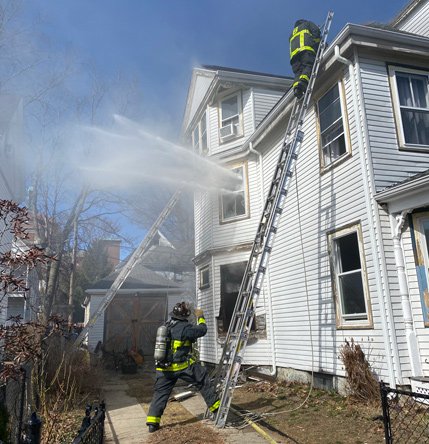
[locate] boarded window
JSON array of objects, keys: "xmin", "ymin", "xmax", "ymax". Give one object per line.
[{"xmin": 328, "ymin": 224, "xmax": 372, "ymax": 328}]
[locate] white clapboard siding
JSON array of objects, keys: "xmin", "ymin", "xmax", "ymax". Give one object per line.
[
  {"xmin": 253, "ymin": 88, "xmax": 285, "ymax": 128},
  {"xmin": 358, "ymin": 55, "xmax": 429, "ymax": 192},
  {"xmin": 395, "ymin": 0, "xmax": 429, "ymax": 37},
  {"xmin": 86, "ymin": 295, "xmax": 105, "ymax": 351},
  {"xmin": 196, "ymin": 261, "xmax": 217, "ymax": 363},
  {"xmin": 212, "ymin": 159, "xmax": 261, "ymax": 248},
  {"xmin": 258, "ymin": 66, "xmax": 391, "ymax": 381},
  {"xmin": 187, "ymin": 72, "xmax": 215, "ymax": 129},
  {"xmin": 194, "ymin": 190, "xmax": 213, "ymax": 256}
]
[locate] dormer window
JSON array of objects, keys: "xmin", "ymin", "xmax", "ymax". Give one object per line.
[
  {"xmin": 219, "ymin": 92, "xmax": 242, "ymax": 143},
  {"xmin": 192, "ymin": 112, "xmax": 208, "ymax": 155}
]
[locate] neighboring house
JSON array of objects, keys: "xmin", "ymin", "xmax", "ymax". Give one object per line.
[
  {"xmin": 0, "ymin": 95, "xmax": 39, "ymax": 325},
  {"xmin": 83, "ymin": 232, "xmax": 195, "ymax": 355},
  {"xmin": 183, "ymin": 0, "xmax": 429, "ymax": 392}
]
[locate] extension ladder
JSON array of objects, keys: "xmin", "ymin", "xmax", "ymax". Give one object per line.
[
  {"xmin": 212, "ymin": 11, "xmax": 334, "ymax": 428},
  {"xmin": 73, "ymin": 190, "xmax": 182, "ymax": 348}
]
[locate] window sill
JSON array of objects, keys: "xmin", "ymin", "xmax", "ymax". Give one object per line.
[
  {"xmin": 218, "ymin": 134, "xmax": 244, "ymax": 145},
  {"xmin": 219, "ymin": 213, "xmax": 250, "ymax": 225},
  {"xmin": 336, "ymin": 321, "xmax": 373, "ymax": 330},
  {"xmin": 320, "ymin": 152, "xmax": 352, "ymax": 175},
  {"xmin": 199, "ymin": 284, "xmax": 210, "ymax": 290},
  {"xmin": 398, "ymin": 143, "xmax": 429, "ymax": 153}
]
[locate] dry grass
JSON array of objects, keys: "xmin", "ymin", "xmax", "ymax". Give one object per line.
[
  {"xmin": 34, "ymin": 335, "xmax": 103, "ymax": 444},
  {"xmin": 147, "ymin": 422, "xmax": 225, "ymax": 444},
  {"xmin": 339, "ymin": 338, "xmax": 379, "ymax": 403}
]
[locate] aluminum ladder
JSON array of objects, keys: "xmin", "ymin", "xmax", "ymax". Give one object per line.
[
  {"xmin": 212, "ymin": 11, "xmax": 334, "ymax": 428},
  {"xmin": 73, "ymin": 190, "xmax": 182, "ymax": 348}
]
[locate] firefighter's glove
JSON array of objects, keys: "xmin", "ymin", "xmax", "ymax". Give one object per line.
[{"xmin": 194, "ymin": 308, "xmax": 204, "ymax": 318}]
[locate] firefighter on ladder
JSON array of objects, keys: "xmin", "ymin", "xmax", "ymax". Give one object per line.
[
  {"xmin": 289, "ymin": 19, "xmax": 321, "ymax": 99},
  {"xmin": 146, "ymin": 301, "xmax": 220, "ymax": 433}
]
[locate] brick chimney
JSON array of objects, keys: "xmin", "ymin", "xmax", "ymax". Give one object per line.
[{"xmin": 100, "ymin": 239, "xmax": 121, "ymax": 268}]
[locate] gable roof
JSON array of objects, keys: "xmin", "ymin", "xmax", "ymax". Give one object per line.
[
  {"xmin": 182, "ymin": 65, "xmax": 292, "ymax": 137},
  {"xmin": 390, "ymin": 0, "xmax": 425, "ymax": 27},
  {"xmin": 88, "ymin": 262, "xmax": 183, "ymax": 291}
]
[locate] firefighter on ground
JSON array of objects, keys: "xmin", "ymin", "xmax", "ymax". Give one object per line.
[
  {"xmin": 146, "ymin": 301, "xmax": 220, "ymax": 433},
  {"xmin": 289, "ymin": 19, "xmax": 321, "ymax": 99}
]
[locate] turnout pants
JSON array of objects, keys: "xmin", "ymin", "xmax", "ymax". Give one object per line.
[
  {"xmin": 291, "ymin": 51, "xmax": 316, "ymax": 90},
  {"xmin": 146, "ymin": 362, "xmax": 219, "ymax": 426}
]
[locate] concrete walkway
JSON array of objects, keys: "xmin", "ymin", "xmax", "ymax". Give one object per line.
[{"xmin": 102, "ymin": 368, "xmax": 271, "ymax": 444}]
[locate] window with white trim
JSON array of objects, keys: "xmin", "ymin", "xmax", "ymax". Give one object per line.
[
  {"xmin": 192, "ymin": 112, "xmax": 208, "ymax": 154},
  {"xmin": 328, "ymin": 224, "xmax": 372, "ymax": 328},
  {"xmin": 220, "ymin": 164, "xmax": 249, "ymax": 222},
  {"xmin": 199, "ymin": 265, "xmax": 210, "ymax": 289},
  {"xmin": 219, "ymin": 93, "xmax": 242, "ymax": 142},
  {"xmin": 317, "ymin": 82, "xmax": 349, "ymax": 168},
  {"xmin": 389, "ymin": 66, "xmax": 429, "ymax": 148}
]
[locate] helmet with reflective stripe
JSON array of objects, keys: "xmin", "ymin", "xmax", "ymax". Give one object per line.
[{"xmin": 171, "ymin": 301, "xmax": 191, "ymax": 320}]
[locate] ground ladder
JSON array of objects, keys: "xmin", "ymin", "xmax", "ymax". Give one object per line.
[
  {"xmin": 73, "ymin": 190, "xmax": 182, "ymax": 348},
  {"xmin": 212, "ymin": 11, "xmax": 334, "ymax": 428}
]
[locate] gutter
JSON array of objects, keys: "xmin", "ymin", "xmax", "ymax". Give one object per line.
[
  {"xmin": 333, "ymin": 45, "xmax": 401, "ymax": 386},
  {"xmin": 390, "ymin": 211, "xmax": 422, "ymax": 377}
]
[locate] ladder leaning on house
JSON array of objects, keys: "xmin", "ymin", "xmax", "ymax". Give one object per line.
[
  {"xmin": 211, "ymin": 11, "xmax": 334, "ymax": 428},
  {"xmin": 73, "ymin": 190, "xmax": 182, "ymax": 349}
]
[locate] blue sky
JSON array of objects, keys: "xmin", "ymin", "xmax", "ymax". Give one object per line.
[
  {"xmin": 26, "ymin": 0, "xmax": 407, "ymax": 138},
  {"xmin": 21, "ymin": 0, "xmax": 408, "ymax": 255}
]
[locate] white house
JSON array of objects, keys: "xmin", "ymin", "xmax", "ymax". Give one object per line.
[{"xmin": 182, "ymin": 0, "xmax": 429, "ymax": 391}]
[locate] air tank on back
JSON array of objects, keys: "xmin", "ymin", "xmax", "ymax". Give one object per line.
[{"xmin": 154, "ymin": 325, "xmax": 168, "ymax": 362}]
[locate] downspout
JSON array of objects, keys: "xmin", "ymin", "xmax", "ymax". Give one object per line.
[
  {"xmin": 391, "ymin": 211, "xmax": 422, "ymax": 376},
  {"xmin": 333, "ymin": 45, "xmax": 401, "ymax": 386},
  {"xmin": 248, "ymin": 143, "xmax": 277, "ymax": 377}
]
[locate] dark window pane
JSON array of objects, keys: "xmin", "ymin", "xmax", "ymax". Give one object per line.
[
  {"xmin": 401, "ymin": 109, "xmax": 429, "ymax": 145},
  {"xmin": 412, "ymin": 76, "xmax": 428, "ymax": 108},
  {"xmin": 339, "ymin": 272, "xmax": 366, "ymax": 315},
  {"xmin": 318, "ymin": 85, "xmax": 339, "ymax": 115},
  {"xmin": 319, "ymin": 98, "xmax": 342, "ymax": 132},
  {"xmin": 321, "ymin": 118, "xmax": 344, "ymax": 147},
  {"xmin": 222, "ymin": 96, "xmax": 239, "ymax": 120},
  {"xmin": 235, "ymin": 192, "xmax": 246, "ymax": 216},
  {"xmin": 337, "ymin": 232, "xmax": 361, "ymax": 272},
  {"xmin": 222, "ymin": 194, "xmax": 236, "ymax": 219},
  {"xmin": 397, "ymin": 74, "xmax": 413, "ymax": 107}
]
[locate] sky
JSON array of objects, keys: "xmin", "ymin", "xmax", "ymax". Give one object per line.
[
  {"xmin": 19, "ymin": 0, "xmax": 409, "ymax": 256},
  {"xmin": 25, "ymin": 0, "xmax": 407, "ymax": 139}
]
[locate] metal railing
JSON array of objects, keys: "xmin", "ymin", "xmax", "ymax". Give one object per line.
[
  {"xmin": 380, "ymin": 381, "xmax": 429, "ymax": 443},
  {"xmin": 72, "ymin": 403, "xmax": 106, "ymax": 444}
]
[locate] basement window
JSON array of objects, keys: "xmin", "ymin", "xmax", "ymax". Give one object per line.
[
  {"xmin": 317, "ymin": 82, "xmax": 350, "ymax": 169},
  {"xmin": 220, "ymin": 164, "xmax": 249, "ymax": 223},
  {"xmin": 199, "ymin": 265, "xmax": 210, "ymax": 289},
  {"xmin": 328, "ymin": 223, "xmax": 372, "ymax": 329},
  {"xmin": 389, "ymin": 66, "xmax": 429, "ymax": 149}
]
